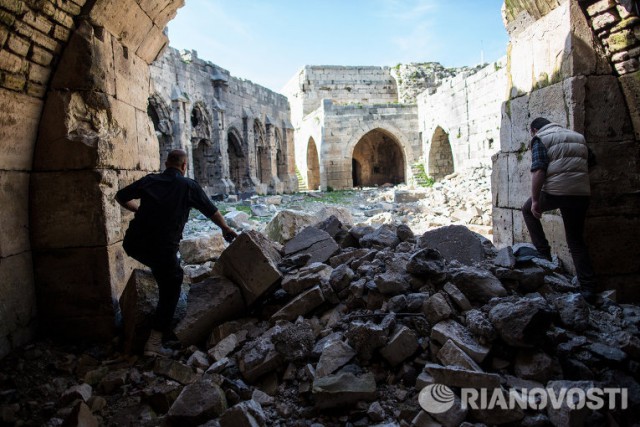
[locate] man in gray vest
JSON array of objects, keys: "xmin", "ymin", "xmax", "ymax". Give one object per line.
[{"xmin": 522, "ymin": 117, "xmax": 597, "ymax": 301}]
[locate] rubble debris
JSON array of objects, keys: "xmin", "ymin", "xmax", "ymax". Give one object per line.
[{"xmin": 1, "ymin": 220, "xmax": 638, "ymax": 426}]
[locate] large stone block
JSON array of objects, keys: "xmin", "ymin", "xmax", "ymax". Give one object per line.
[
  {"xmin": 283, "ymin": 226, "xmax": 339, "ymax": 265},
  {"xmin": 585, "ymin": 75, "xmax": 634, "ymax": 143},
  {"xmin": 136, "ymin": 24, "xmax": 168, "ymax": 64},
  {"xmin": 0, "ymin": 172, "xmax": 30, "ymax": 257},
  {"xmin": 34, "ymin": 243, "xmax": 133, "ymax": 340},
  {"xmin": 492, "ymin": 207, "xmax": 514, "ymax": 248},
  {"xmin": 179, "ymin": 232, "xmax": 226, "ymax": 264},
  {"xmin": 265, "ymin": 209, "xmax": 317, "ymax": 244},
  {"xmin": 0, "ymin": 88, "xmax": 43, "ymax": 171},
  {"xmin": 506, "ymin": 153, "xmax": 531, "ymax": 210},
  {"xmin": 174, "ymin": 276, "xmax": 245, "ymax": 346},
  {"xmin": 0, "ymin": 253, "xmax": 36, "ymax": 339},
  {"xmin": 418, "ymin": 225, "xmax": 493, "ymax": 266},
  {"xmin": 119, "ymin": 269, "xmax": 158, "ymax": 354},
  {"xmin": 135, "ymin": 107, "xmax": 161, "ymax": 171},
  {"xmin": 31, "ymin": 170, "xmax": 119, "ymax": 249},
  {"xmin": 214, "ymin": 230, "xmax": 282, "ymax": 306},
  {"xmin": 89, "ymin": 0, "xmax": 154, "ymax": 51},
  {"xmin": 113, "ymin": 37, "xmax": 151, "ymax": 110},
  {"xmin": 620, "ymin": 70, "xmax": 640, "ymax": 139},
  {"xmin": 50, "ymin": 21, "xmax": 116, "ymax": 95}
]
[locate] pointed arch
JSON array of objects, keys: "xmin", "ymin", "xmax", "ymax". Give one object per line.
[
  {"xmin": 307, "ymin": 137, "xmax": 320, "ymax": 190},
  {"xmin": 147, "ymin": 93, "xmax": 174, "ymax": 168},
  {"xmin": 227, "ymin": 126, "xmax": 248, "ymax": 193},
  {"xmin": 351, "ymin": 128, "xmax": 405, "ymax": 187},
  {"xmin": 428, "ymin": 126, "xmax": 454, "ymax": 181}
]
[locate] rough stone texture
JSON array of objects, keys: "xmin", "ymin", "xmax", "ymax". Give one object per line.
[
  {"xmin": 214, "ymin": 230, "xmax": 282, "ymax": 306},
  {"xmin": 283, "ymin": 227, "xmax": 339, "ymax": 265},
  {"xmin": 425, "ymin": 363, "xmax": 502, "ymax": 389},
  {"xmin": 151, "ymin": 47, "xmax": 297, "ymax": 195},
  {"xmin": 312, "ymin": 372, "xmax": 377, "ymax": 409},
  {"xmin": 431, "ymin": 319, "xmax": 490, "ymax": 363},
  {"xmin": 271, "ymin": 285, "xmax": 326, "ymax": 322},
  {"xmin": 379, "ymin": 325, "xmax": 419, "ymax": 366},
  {"xmin": 119, "ymin": 269, "xmax": 158, "ymax": 354},
  {"xmin": 488, "ymin": 296, "xmax": 555, "ymax": 347},
  {"xmin": 418, "ymin": 225, "xmax": 494, "ymax": 265},
  {"xmin": 315, "ymin": 340, "xmax": 356, "ymax": 377},
  {"xmin": 220, "ymin": 399, "xmax": 266, "ymax": 427},
  {"xmin": 179, "ymin": 232, "xmax": 226, "ymax": 264},
  {"xmin": 449, "ymin": 266, "xmax": 507, "ymax": 304},
  {"xmin": 282, "ymin": 262, "xmax": 333, "ymax": 295},
  {"xmin": 174, "ymin": 276, "xmax": 246, "ymax": 346},
  {"xmin": 167, "ymin": 378, "xmax": 227, "ymax": 426}
]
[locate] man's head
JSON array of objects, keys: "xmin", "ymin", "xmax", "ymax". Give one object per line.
[
  {"xmin": 166, "ymin": 149, "xmax": 188, "ymax": 175},
  {"xmin": 530, "ymin": 117, "xmax": 551, "ymax": 136}
]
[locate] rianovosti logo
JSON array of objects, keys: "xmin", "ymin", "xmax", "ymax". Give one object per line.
[{"xmin": 419, "ymin": 385, "xmax": 628, "ymax": 413}]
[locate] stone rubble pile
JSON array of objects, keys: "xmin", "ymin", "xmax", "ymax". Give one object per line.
[{"xmin": 3, "ymin": 218, "xmax": 637, "ymax": 427}]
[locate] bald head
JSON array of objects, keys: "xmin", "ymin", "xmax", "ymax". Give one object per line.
[{"xmin": 166, "ymin": 149, "xmax": 188, "ymax": 174}]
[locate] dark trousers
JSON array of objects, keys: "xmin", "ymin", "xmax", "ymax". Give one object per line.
[
  {"xmin": 123, "ymin": 236, "xmax": 183, "ymax": 333},
  {"xmin": 522, "ymin": 192, "xmax": 596, "ymax": 288}
]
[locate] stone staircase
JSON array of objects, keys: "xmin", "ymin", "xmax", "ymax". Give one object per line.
[
  {"xmin": 410, "ymin": 162, "xmax": 432, "ymax": 187},
  {"xmin": 296, "ymin": 167, "xmax": 308, "ymax": 191}
]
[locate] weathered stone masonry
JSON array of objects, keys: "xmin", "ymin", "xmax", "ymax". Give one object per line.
[
  {"xmin": 149, "ymin": 47, "xmax": 297, "ymax": 196},
  {"xmin": 493, "ymin": 0, "xmax": 640, "ymax": 300}
]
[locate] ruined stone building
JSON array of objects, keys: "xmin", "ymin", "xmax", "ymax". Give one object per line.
[
  {"xmin": 149, "ymin": 48, "xmax": 297, "ymax": 196},
  {"xmin": 0, "ymin": 0, "xmax": 639, "ymax": 362}
]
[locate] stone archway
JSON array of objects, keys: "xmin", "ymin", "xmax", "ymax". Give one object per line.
[
  {"xmin": 148, "ymin": 94, "xmax": 174, "ymax": 168},
  {"xmin": 428, "ymin": 126, "xmax": 454, "ymax": 181},
  {"xmin": 275, "ymin": 128, "xmax": 287, "ymax": 183},
  {"xmin": 307, "ymin": 137, "xmax": 320, "ymax": 190},
  {"xmin": 254, "ymin": 120, "xmax": 270, "ymax": 184},
  {"xmin": 228, "ymin": 128, "xmax": 248, "ymax": 193},
  {"xmin": 192, "ymin": 139, "xmax": 211, "ymax": 185},
  {"xmin": 352, "ymin": 129, "xmax": 405, "ymax": 187}
]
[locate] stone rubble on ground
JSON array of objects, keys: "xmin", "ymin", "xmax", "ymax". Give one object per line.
[{"xmin": 0, "ymin": 211, "xmax": 638, "ymax": 427}]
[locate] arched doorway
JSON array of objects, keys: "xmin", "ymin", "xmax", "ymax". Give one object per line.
[
  {"xmin": 428, "ymin": 126, "xmax": 454, "ymax": 181},
  {"xmin": 147, "ymin": 94, "xmax": 173, "ymax": 168},
  {"xmin": 228, "ymin": 128, "xmax": 247, "ymax": 193},
  {"xmin": 352, "ymin": 129, "xmax": 405, "ymax": 187},
  {"xmin": 191, "ymin": 105, "xmax": 214, "ymax": 187},
  {"xmin": 275, "ymin": 128, "xmax": 287, "ymax": 183},
  {"xmin": 307, "ymin": 137, "xmax": 320, "ymax": 190},
  {"xmin": 192, "ymin": 139, "xmax": 211, "ymax": 185}
]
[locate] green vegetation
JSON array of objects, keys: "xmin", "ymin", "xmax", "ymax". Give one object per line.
[
  {"xmin": 412, "ymin": 163, "xmax": 435, "ymax": 188},
  {"xmin": 300, "ymin": 190, "xmax": 358, "ymax": 205}
]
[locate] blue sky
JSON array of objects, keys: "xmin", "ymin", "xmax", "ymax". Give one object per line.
[{"xmin": 167, "ymin": 0, "xmax": 508, "ymax": 92}]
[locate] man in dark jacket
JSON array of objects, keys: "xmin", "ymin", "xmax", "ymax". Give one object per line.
[
  {"xmin": 116, "ymin": 149, "xmax": 237, "ymax": 356},
  {"xmin": 522, "ymin": 117, "xmax": 597, "ymax": 302}
]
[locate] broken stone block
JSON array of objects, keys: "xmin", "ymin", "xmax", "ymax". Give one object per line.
[
  {"xmin": 514, "ymin": 350, "xmax": 557, "ymax": 383},
  {"xmin": 208, "ymin": 333, "xmax": 242, "ymax": 362},
  {"xmin": 179, "ymin": 232, "xmax": 226, "ymax": 264},
  {"xmin": 329, "ymin": 248, "xmax": 370, "ymax": 268},
  {"xmin": 587, "ymin": 342, "xmax": 627, "ymax": 363},
  {"xmin": 214, "ymin": 230, "xmax": 282, "ymax": 306},
  {"xmin": 494, "ymin": 246, "xmax": 516, "ymax": 268},
  {"xmin": 119, "ymin": 269, "xmax": 158, "ymax": 354},
  {"xmin": 282, "ymin": 262, "xmax": 333, "ymax": 295},
  {"xmin": 238, "ymin": 327, "xmax": 283, "ymax": 383},
  {"xmin": 271, "ymin": 286, "xmax": 326, "ymax": 322},
  {"xmin": 488, "ymin": 296, "xmax": 555, "ymax": 347},
  {"xmin": 283, "ymin": 226, "xmax": 339, "ymax": 265},
  {"xmin": 374, "ymin": 270, "xmax": 410, "ymax": 295},
  {"xmin": 443, "ymin": 282, "xmax": 472, "ymax": 311},
  {"xmin": 396, "ymin": 224, "xmax": 415, "ymax": 242},
  {"xmin": 265, "ymin": 209, "xmax": 319, "ymax": 243},
  {"xmin": 394, "ymin": 189, "xmax": 427, "ymax": 203},
  {"xmin": 167, "ymin": 377, "xmax": 227, "ymax": 426},
  {"xmin": 315, "ymin": 340, "xmax": 356, "ymax": 377},
  {"xmin": 187, "ymin": 350, "xmax": 210, "ymax": 370},
  {"xmin": 219, "ymin": 399, "xmax": 266, "ymax": 427},
  {"xmin": 425, "ymin": 363, "xmax": 502, "ymax": 389},
  {"xmin": 153, "ymin": 359, "xmax": 198, "ymax": 385},
  {"xmin": 422, "ymin": 293, "xmax": 453, "ymax": 324},
  {"xmin": 312, "ymin": 372, "xmax": 377, "ymax": 409},
  {"xmin": 437, "ymin": 340, "xmax": 482, "ymax": 372},
  {"xmin": 360, "ymin": 224, "xmax": 401, "ymax": 250},
  {"xmin": 224, "ymin": 210, "xmax": 250, "ymax": 229},
  {"xmin": 329, "ymin": 264, "xmax": 355, "ymax": 292},
  {"xmin": 315, "ymin": 215, "xmax": 346, "ymax": 240},
  {"xmin": 465, "ymin": 309, "xmax": 497, "ymax": 344},
  {"xmin": 418, "ymin": 225, "xmax": 494, "ymax": 265},
  {"xmin": 60, "ymin": 383, "xmax": 92, "ymax": 405},
  {"xmin": 545, "ymin": 381, "xmax": 593, "ymax": 427},
  {"xmin": 449, "ymin": 266, "xmax": 507, "ymax": 304},
  {"xmin": 406, "ymin": 248, "xmax": 447, "ymax": 283},
  {"xmin": 97, "ymin": 369, "xmax": 127, "ymax": 394},
  {"xmin": 431, "ymin": 319, "xmax": 490, "ymax": 363},
  {"xmin": 174, "ymin": 276, "xmax": 246, "ymax": 346},
  {"xmin": 346, "ymin": 316, "xmax": 394, "ymax": 361},
  {"xmin": 380, "ymin": 325, "xmax": 419, "ymax": 366},
  {"xmin": 552, "ymin": 293, "xmax": 590, "ymax": 330},
  {"xmin": 367, "ymin": 401, "xmax": 386, "ymax": 422}
]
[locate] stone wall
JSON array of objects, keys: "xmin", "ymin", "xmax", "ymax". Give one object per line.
[
  {"xmin": 150, "ymin": 48, "xmax": 296, "ymax": 195},
  {"xmin": 0, "ymin": 0, "xmax": 86, "ymax": 358},
  {"xmin": 493, "ymin": 0, "xmax": 640, "ymax": 301},
  {"xmin": 28, "ymin": 0, "xmax": 183, "ymax": 342},
  {"xmin": 417, "ymin": 59, "xmax": 508, "ymax": 179}
]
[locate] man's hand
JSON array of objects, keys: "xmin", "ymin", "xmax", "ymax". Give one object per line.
[
  {"xmin": 531, "ymin": 200, "xmax": 542, "ymax": 219},
  {"xmin": 222, "ymin": 227, "xmax": 238, "ymax": 243}
]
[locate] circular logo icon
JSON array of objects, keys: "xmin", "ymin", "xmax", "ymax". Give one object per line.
[{"xmin": 418, "ymin": 384, "xmax": 456, "ymax": 414}]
